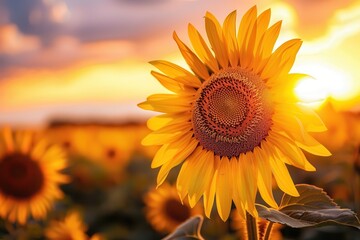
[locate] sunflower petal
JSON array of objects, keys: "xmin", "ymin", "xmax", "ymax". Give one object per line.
[
  {"xmin": 142, "ymin": 124, "xmax": 191, "ymax": 146},
  {"xmin": 257, "ymin": 21, "xmax": 282, "ymax": 60},
  {"xmin": 239, "ymin": 152, "xmax": 258, "ymax": 217},
  {"xmin": 261, "ymin": 39, "xmax": 302, "ymax": 81},
  {"xmin": 254, "ymin": 21, "xmax": 282, "ymax": 74},
  {"xmin": 254, "ymin": 9, "xmax": 271, "ymax": 55},
  {"xmin": 263, "ymin": 142, "xmax": 299, "ymax": 197},
  {"xmin": 237, "ymin": 5, "xmax": 257, "ymax": 68},
  {"xmin": 188, "ymin": 23, "xmax": 219, "ymax": 73},
  {"xmin": 177, "ymin": 147, "xmax": 203, "ymax": 200},
  {"xmin": 205, "ymin": 12, "xmax": 229, "ymax": 68},
  {"xmin": 230, "ymin": 158, "xmax": 246, "ymax": 219},
  {"xmin": 203, "ymin": 155, "xmax": 220, "ymax": 218},
  {"xmin": 296, "ymin": 140, "xmax": 331, "ymax": 157},
  {"xmin": 147, "ymin": 114, "xmax": 174, "ymax": 131},
  {"xmin": 188, "ymin": 150, "xmax": 215, "ymax": 205},
  {"xmin": 223, "ymin": 10, "xmax": 238, "ymax": 67},
  {"xmin": 173, "ymin": 31, "xmax": 210, "ymax": 80},
  {"xmin": 268, "ymin": 132, "xmax": 316, "ymax": 171},
  {"xmin": 151, "ymin": 71, "xmax": 184, "ymax": 93},
  {"xmin": 216, "ymin": 156, "xmax": 233, "ymax": 221},
  {"xmin": 177, "ymin": 160, "xmax": 191, "ymax": 200},
  {"xmin": 150, "ymin": 60, "xmax": 201, "ymax": 88},
  {"xmin": 254, "ymin": 146, "xmax": 278, "ymax": 208}
]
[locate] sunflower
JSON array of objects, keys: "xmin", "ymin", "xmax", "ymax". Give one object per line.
[
  {"xmin": 144, "ymin": 183, "xmax": 202, "ymax": 233},
  {"xmin": 45, "ymin": 211, "xmax": 103, "ymax": 240},
  {"xmin": 0, "ymin": 128, "xmax": 69, "ymax": 224},
  {"xmin": 139, "ymin": 5, "xmax": 331, "ymax": 221}
]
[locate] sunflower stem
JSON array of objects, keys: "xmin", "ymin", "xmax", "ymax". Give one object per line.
[
  {"xmin": 246, "ymin": 212, "xmax": 258, "ymax": 240},
  {"xmin": 263, "ymin": 221, "xmax": 274, "ymax": 240},
  {"xmin": 354, "ymin": 145, "xmax": 360, "ymax": 215}
]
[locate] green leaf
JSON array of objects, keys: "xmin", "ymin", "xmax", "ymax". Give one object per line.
[
  {"xmin": 257, "ymin": 184, "xmax": 360, "ymax": 229},
  {"xmin": 163, "ymin": 215, "xmax": 205, "ymax": 240}
]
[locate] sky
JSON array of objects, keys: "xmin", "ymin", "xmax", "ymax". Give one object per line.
[{"xmin": 0, "ymin": 0, "xmax": 360, "ymax": 127}]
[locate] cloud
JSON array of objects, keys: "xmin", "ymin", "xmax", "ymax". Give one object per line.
[
  {"xmin": 1, "ymin": 0, "xmax": 66, "ymax": 45},
  {"xmin": 115, "ymin": 0, "xmax": 168, "ymax": 5},
  {"xmin": 0, "ymin": 24, "xmax": 41, "ymax": 54},
  {"xmin": 0, "ymin": 0, "xmax": 252, "ymax": 71}
]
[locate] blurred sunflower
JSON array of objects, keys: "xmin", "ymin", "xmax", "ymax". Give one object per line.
[
  {"xmin": 139, "ymin": 5, "xmax": 331, "ymax": 221},
  {"xmin": 45, "ymin": 126, "xmax": 79, "ymax": 155},
  {"xmin": 0, "ymin": 128, "xmax": 69, "ymax": 224},
  {"xmin": 45, "ymin": 211, "xmax": 103, "ymax": 240},
  {"xmin": 144, "ymin": 183, "xmax": 202, "ymax": 233}
]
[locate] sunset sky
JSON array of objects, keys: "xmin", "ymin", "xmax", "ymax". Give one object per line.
[{"xmin": 1, "ymin": 0, "xmax": 360, "ymax": 126}]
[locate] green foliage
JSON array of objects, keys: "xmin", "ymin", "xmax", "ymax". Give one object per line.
[
  {"xmin": 257, "ymin": 184, "xmax": 360, "ymax": 229},
  {"xmin": 163, "ymin": 215, "xmax": 204, "ymax": 240}
]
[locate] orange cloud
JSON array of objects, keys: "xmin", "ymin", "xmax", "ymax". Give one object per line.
[
  {"xmin": 0, "ymin": 24, "xmax": 41, "ymax": 54},
  {"xmin": 0, "ymin": 58, "xmax": 166, "ymax": 111}
]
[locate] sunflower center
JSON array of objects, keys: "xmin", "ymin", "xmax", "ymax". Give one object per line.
[
  {"xmin": 192, "ymin": 68, "xmax": 273, "ymax": 157},
  {"xmin": 163, "ymin": 198, "xmax": 191, "ymax": 223},
  {"xmin": 106, "ymin": 148, "xmax": 117, "ymax": 159},
  {"xmin": 0, "ymin": 153, "xmax": 44, "ymax": 199}
]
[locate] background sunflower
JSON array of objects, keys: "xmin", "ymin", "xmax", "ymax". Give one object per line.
[
  {"xmin": 144, "ymin": 183, "xmax": 203, "ymax": 234},
  {"xmin": 0, "ymin": 128, "xmax": 69, "ymax": 224}
]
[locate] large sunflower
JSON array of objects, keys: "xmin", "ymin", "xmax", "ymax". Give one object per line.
[
  {"xmin": 0, "ymin": 128, "xmax": 69, "ymax": 224},
  {"xmin": 139, "ymin": 6, "xmax": 331, "ymax": 221}
]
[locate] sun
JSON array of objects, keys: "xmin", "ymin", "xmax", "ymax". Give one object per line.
[{"xmin": 139, "ymin": 5, "xmax": 330, "ymax": 221}]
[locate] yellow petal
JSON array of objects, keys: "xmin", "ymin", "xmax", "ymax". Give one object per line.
[
  {"xmin": 142, "ymin": 124, "xmax": 191, "ymax": 146},
  {"xmin": 268, "ymin": 132, "xmax": 316, "ymax": 171},
  {"xmin": 188, "ymin": 23, "xmax": 219, "ymax": 73},
  {"xmin": 263, "ymin": 142, "xmax": 299, "ymax": 197},
  {"xmin": 272, "ymin": 114, "xmax": 330, "ymax": 157},
  {"xmin": 152, "ymin": 134, "xmax": 197, "ymax": 168},
  {"xmin": 2, "ymin": 127, "xmax": 14, "ymax": 152},
  {"xmin": 177, "ymin": 147, "xmax": 203, "ymax": 199},
  {"xmin": 237, "ymin": 5, "xmax": 257, "ymax": 68},
  {"xmin": 151, "ymin": 71, "xmax": 184, "ymax": 93},
  {"xmin": 188, "ymin": 150, "xmax": 215, "ymax": 205},
  {"xmin": 157, "ymin": 159, "xmax": 180, "ymax": 187},
  {"xmin": 203, "ymin": 155, "xmax": 220, "ymax": 218},
  {"xmin": 150, "ymin": 60, "xmax": 201, "ymax": 88},
  {"xmin": 239, "ymin": 152, "xmax": 258, "ymax": 217},
  {"xmin": 254, "ymin": 146, "xmax": 278, "ymax": 208},
  {"xmin": 230, "ymin": 157, "xmax": 246, "ymax": 219},
  {"xmin": 254, "ymin": 8, "xmax": 271, "ymax": 56},
  {"xmin": 296, "ymin": 140, "xmax": 331, "ymax": 157},
  {"xmin": 256, "ymin": 21, "xmax": 282, "ymax": 60},
  {"xmin": 138, "ymin": 100, "xmax": 190, "ymax": 113},
  {"xmin": 216, "ymin": 156, "xmax": 232, "ymax": 221},
  {"xmin": 205, "ymin": 12, "xmax": 229, "ymax": 68},
  {"xmin": 261, "ymin": 39, "xmax": 302, "ymax": 81},
  {"xmin": 173, "ymin": 31, "xmax": 210, "ymax": 81},
  {"xmin": 147, "ymin": 114, "xmax": 174, "ymax": 131},
  {"xmin": 17, "ymin": 205, "xmax": 28, "ymax": 225},
  {"xmin": 223, "ymin": 10, "xmax": 238, "ymax": 67},
  {"xmin": 148, "ymin": 113, "xmax": 191, "ymax": 132},
  {"xmin": 296, "ymin": 107, "xmax": 327, "ymax": 133},
  {"xmin": 177, "ymin": 160, "xmax": 191, "ymax": 200}
]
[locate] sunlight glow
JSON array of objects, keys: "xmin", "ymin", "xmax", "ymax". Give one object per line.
[
  {"xmin": 295, "ymin": 77, "xmax": 327, "ymax": 103},
  {"xmin": 296, "ymin": 63, "xmax": 355, "ymax": 101}
]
